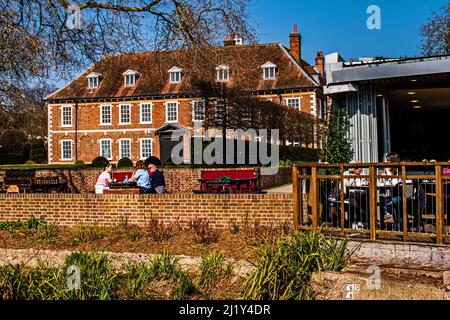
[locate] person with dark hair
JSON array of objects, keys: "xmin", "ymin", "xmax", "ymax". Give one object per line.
[
  {"xmin": 129, "ymin": 160, "xmax": 153, "ymax": 194},
  {"xmin": 380, "ymin": 152, "xmax": 403, "ymax": 231},
  {"xmin": 95, "ymin": 164, "xmax": 114, "ymax": 194},
  {"xmin": 148, "ymin": 163, "xmax": 167, "ymax": 194}
]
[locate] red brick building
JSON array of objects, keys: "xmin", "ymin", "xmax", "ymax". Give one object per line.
[{"xmin": 45, "ymin": 26, "xmax": 325, "ymax": 164}]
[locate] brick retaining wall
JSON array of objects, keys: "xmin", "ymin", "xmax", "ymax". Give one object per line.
[
  {"xmin": 0, "ymin": 193, "xmax": 293, "ymax": 229},
  {"xmin": 0, "ymin": 167, "xmax": 292, "ymax": 194}
]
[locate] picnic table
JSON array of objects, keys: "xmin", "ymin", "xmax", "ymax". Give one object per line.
[{"xmin": 197, "ymin": 177, "xmax": 260, "ymax": 194}]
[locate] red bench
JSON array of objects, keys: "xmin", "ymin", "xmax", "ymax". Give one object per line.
[
  {"xmin": 112, "ymin": 171, "xmax": 134, "ymax": 182},
  {"xmin": 195, "ymin": 169, "xmax": 261, "ymax": 193}
]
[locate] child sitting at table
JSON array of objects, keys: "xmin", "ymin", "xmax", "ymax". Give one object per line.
[
  {"xmin": 129, "ymin": 160, "xmax": 153, "ymax": 194},
  {"xmin": 95, "ymin": 164, "xmax": 114, "ymax": 194}
]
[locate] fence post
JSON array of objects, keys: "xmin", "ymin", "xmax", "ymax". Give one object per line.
[
  {"xmin": 401, "ymin": 165, "xmax": 408, "ymax": 240},
  {"xmin": 436, "ymin": 165, "xmax": 444, "ymax": 245},
  {"xmin": 369, "ymin": 165, "xmax": 377, "ymax": 241},
  {"xmin": 311, "ymin": 166, "xmax": 318, "ymax": 230},
  {"xmin": 292, "ymin": 166, "xmax": 299, "ymax": 230}
]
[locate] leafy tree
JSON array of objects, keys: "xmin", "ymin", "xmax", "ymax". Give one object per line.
[
  {"xmin": 320, "ymin": 106, "xmax": 353, "ymax": 164},
  {"xmin": 420, "ymin": 3, "xmax": 450, "ymax": 55}
]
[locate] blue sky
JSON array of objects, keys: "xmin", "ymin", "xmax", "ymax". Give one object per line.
[{"xmin": 249, "ymin": 0, "xmax": 449, "ymax": 63}]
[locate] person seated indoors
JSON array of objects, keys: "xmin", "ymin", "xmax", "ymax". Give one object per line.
[
  {"xmin": 95, "ymin": 164, "xmax": 115, "ymax": 194},
  {"xmin": 129, "ymin": 160, "xmax": 154, "ymax": 194},
  {"xmin": 380, "ymin": 152, "xmax": 403, "ymax": 230},
  {"xmin": 148, "ymin": 163, "xmax": 167, "ymax": 194}
]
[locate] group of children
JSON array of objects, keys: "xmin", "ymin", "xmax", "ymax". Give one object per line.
[{"xmin": 95, "ymin": 160, "xmax": 166, "ymax": 194}]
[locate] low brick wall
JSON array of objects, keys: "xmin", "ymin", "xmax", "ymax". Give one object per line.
[
  {"xmin": 0, "ymin": 167, "xmax": 292, "ymax": 194},
  {"xmin": 0, "ymin": 193, "xmax": 293, "ymax": 228}
]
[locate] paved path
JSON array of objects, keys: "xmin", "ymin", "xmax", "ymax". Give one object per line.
[{"xmin": 265, "ymin": 184, "xmax": 293, "ymax": 193}]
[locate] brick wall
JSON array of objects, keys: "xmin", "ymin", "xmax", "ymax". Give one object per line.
[
  {"xmin": 0, "ymin": 167, "xmax": 291, "ymax": 194},
  {"xmin": 0, "ymin": 193, "xmax": 293, "ymax": 229}
]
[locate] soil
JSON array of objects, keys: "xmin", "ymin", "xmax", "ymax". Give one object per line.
[{"xmin": 0, "ymin": 226, "xmax": 260, "ymax": 262}]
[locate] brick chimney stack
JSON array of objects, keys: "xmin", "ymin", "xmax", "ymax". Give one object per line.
[
  {"xmin": 224, "ymin": 34, "xmax": 235, "ymax": 46},
  {"xmin": 289, "ymin": 24, "xmax": 301, "ymax": 62},
  {"xmin": 315, "ymin": 51, "xmax": 324, "ymax": 77}
]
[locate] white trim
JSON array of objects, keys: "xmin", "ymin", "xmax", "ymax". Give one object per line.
[
  {"xmin": 261, "ymin": 61, "xmax": 277, "ymax": 68},
  {"xmin": 60, "ymin": 105, "xmax": 73, "ymax": 128},
  {"xmin": 122, "ymin": 69, "xmax": 140, "ymax": 76},
  {"xmin": 192, "ymin": 100, "xmax": 205, "ymax": 122},
  {"xmin": 278, "ymin": 43, "xmax": 320, "ymax": 86},
  {"xmin": 60, "ymin": 140, "xmax": 72, "ymax": 161},
  {"xmin": 119, "ymin": 104, "xmax": 131, "ymax": 125},
  {"xmin": 139, "ymin": 138, "xmax": 153, "ymax": 160},
  {"xmin": 99, "ymin": 138, "xmax": 113, "ymax": 160},
  {"xmin": 215, "ymin": 65, "xmax": 230, "ymax": 70},
  {"xmin": 286, "ymin": 97, "xmax": 302, "ymax": 111},
  {"xmin": 50, "ymin": 128, "xmax": 155, "ymax": 134},
  {"xmin": 168, "ymin": 66, "xmax": 183, "ymax": 73},
  {"xmin": 165, "ymin": 101, "xmax": 179, "ymax": 123},
  {"xmin": 140, "ymin": 102, "xmax": 153, "ymax": 124},
  {"xmin": 87, "ymin": 72, "xmax": 103, "ymax": 78},
  {"xmin": 100, "ymin": 104, "xmax": 112, "ymax": 126},
  {"xmin": 118, "ymin": 138, "xmax": 132, "ymax": 159}
]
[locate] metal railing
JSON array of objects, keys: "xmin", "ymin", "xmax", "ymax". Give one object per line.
[{"xmin": 293, "ymin": 162, "xmax": 450, "ymax": 244}]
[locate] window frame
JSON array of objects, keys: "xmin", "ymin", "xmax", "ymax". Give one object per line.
[
  {"xmin": 119, "ymin": 138, "xmax": 132, "ymax": 159},
  {"xmin": 61, "ymin": 105, "xmax": 73, "ymax": 128},
  {"xmin": 286, "ymin": 98, "xmax": 301, "ymax": 111},
  {"xmin": 119, "ymin": 104, "xmax": 131, "ymax": 125},
  {"xmin": 124, "ymin": 74, "xmax": 136, "ymax": 87},
  {"xmin": 100, "ymin": 105, "xmax": 112, "ymax": 126},
  {"xmin": 263, "ymin": 67, "xmax": 276, "ymax": 80},
  {"xmin": 140, "ymin": 138, "xmax": 153, "ymax": 160},
  {"xmin": 99, "ymin": 139, "xmax": 113, "ymax": 160},
  {"xmin": 165, "ymin": 101, "xmax": 179, "ymax": 123},
  {"xmin": 192, "ymin": 100, "xmax": 205, "ymax": 122},
  {"xmin": 140, "ymin": 102, "xmax": 153, "ymax": 124},
  {"xmin": 60, "ymin": 140, "xmax": 72, "ymax": 161}
]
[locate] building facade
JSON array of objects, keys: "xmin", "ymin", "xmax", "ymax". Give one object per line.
[{"xmin": 45, "ymin": 26, "xmax": 326, "ymax": 164}]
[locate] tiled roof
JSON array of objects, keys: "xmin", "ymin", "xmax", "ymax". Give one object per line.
[{"xmin": 46, "ymin": 43, "xmax": 320, "ymax": 101}]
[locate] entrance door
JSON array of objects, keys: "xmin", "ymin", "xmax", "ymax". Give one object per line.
[{"xmin": 159, "ymin": 134, "xmax": 183, "ymax": 164}]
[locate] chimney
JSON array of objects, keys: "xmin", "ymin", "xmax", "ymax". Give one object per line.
[
  {"xmin": 315, "ymin": 51, "xmax": 324, "ymax": 77},
  {"xmin": 289, "ymin": 24, "xmax": 301, "ymax": 62},
  {"xmin": 349, "ymin": 58, "xmax": 354, "ymax": 65},
  {"xmin": 224, "ymin": 34, "xmax": 235, "ymax": 46}
]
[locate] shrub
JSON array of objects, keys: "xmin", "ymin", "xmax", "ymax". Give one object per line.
[
  {"xmin": 242, "ymin": 231, "xmax": 353, "ymax": 300},
  {"xmin": 279, "ymin": 146, "xmax": 320, "ymax": 163},
  {"xmin": 74, "ymin": 160, "xmax": 85, "ymax": 166},
  {"xmin": 198, "ymin": 251, "xmax": 232, "ymax": 287},
  {"xmin": 0, "ymin": 154, "xmax": 26, "ymax": 165},
  {"xmin": 29, "ymin": 139, "xmax": 46, "ymax": 164},
  {"xmin": 90, "ymin": 156, "xmax": 109, "ymax": 168},
  {"xmin": 117, "ymin": 157, "xmax": 133, "ymax": 168},
  {"xmin": 147, "ymin": 218, "xmax": 175, "ymax": 242},
  {"xmin": 71, "ymin": 223, "xmax": 104, "ymax": 245},
  {"xmin": 24, "ymin": 160, "xmax": 36, "ymax": 165},
  {"xmin": 188, "ymin": 218, "xmax": 219, "ymax": 244}
]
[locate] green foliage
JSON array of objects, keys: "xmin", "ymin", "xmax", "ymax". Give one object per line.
[
  {"xmin": 0, "ymin": 216, "xmax": 46, "ymax": 234},
  {"xmin": 279, "ymin": 146, "xmax": 320, "ymax": 163},
  {"xmin": 117, "ymin": 157, "xmax": 133, "ymax": 168},
  {"xmin": 29, "ymin": 139, "xmax": 46, "ymax": 164},
  {"xmin": 320, "ymin": 106, "xmax": 353, "ymax": 164},
  {"xmin": 71, "ymin": 223, "xmax": 104, "ymax": 245},
  {"xmin": 199, "ymin": 251, "xmax": 232, "ymax": 286},
  {"xmin": 63, "ymin": 252, "xmax": 118, "ymax": 300},
  {"xmin": 90, "ymin": 156, "xmax": 109, "ymax": 168},
  {"xmin": 74, "ymin": 160, "xmax": 85, "ymax": 166},
  {"xmin": 0, "ymin": 153, "xmax": 26, "ymax": 165},
  {"xmin": 242, "ymin": 231, "xmax": 352, "ymax": 300},
  {"xmin": 147, "ymin": 218, "xmax": 176, "ymax": 242},
  {"xmin": 24, "ymin": 160, "xmax": 35, "ymax": 165}
]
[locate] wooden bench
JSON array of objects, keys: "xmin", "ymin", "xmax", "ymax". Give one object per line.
[
  {"xmin": 3, "ymin": 171, "xmax": 34, "ymax": 193},
  {"xmin": 31, "ymin": 177, "xmax": 68, "ymax": 193}
]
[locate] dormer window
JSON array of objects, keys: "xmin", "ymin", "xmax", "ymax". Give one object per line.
[
  {"xmin": 87, "ymin": 72, "xmax": 103, "ymax": 88},
  {"xmin": 168, "ymin": 66, "xmax": 183, "ymax": 83},
  {"xmin": 122, "ymin": 69, "xmax": 140, "ymax": 87},
  {"xmin": 261, "ymin": 62, "xmax": 277, "ymax": 80},
  {"xmin": 216, "ymin": 65, "xmax": 230, "ymax": 82}
]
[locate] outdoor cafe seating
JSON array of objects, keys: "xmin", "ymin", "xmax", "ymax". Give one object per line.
[{"xmin": 193, "ymin": 169, "xmax": 266, "ymax": 194}]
